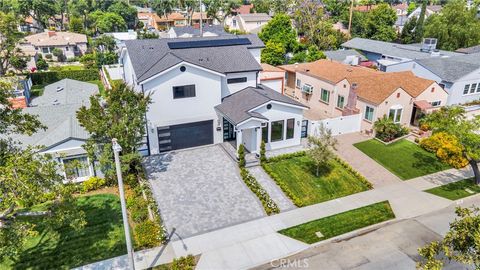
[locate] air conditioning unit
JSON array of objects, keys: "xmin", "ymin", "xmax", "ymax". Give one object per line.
[
  {"xmin": 302, "ymin": 84, "xmax": 313, "ymax": 94},
  {"xmin": 421, "ymin": 38, "xmax": 438, "ymax": 52}
]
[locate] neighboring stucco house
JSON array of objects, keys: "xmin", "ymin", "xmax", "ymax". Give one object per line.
[
  {"xmin": 14, "ymin": 79, "xmax": 100, "ymax": 182},
  {"xmin": 341, "ymin": 37, "xmax": 461, "ymax": 72},
  {"xmin": 259, "ymin": 63, "xmax": 285, "ymax": 94},
  {"xmin": 229, "ymin": 13, "xmax": 271, "ymax": 34},
  {"xmin": 389, "ymin": 53, "xmax": 480, "ymax": 106},
  {"xmin": 120, "ymin": 35, "xmax": 308, "ymax": 155},
  {"xmin": 280, "ymin": 60, "xmax": 448, "ymax": 132},
  {"xmin": 19, "ymin": 31, "xmax": 88, "ymax": 60},
  {"xmin": 3, "ymin": 76, "xmax": 33, "ymax": 109}
]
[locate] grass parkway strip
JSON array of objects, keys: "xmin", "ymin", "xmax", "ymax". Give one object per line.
[
  {"xmin": 278, "ymin": 201, "xmax": 395, "ymax": 244},
  {"xmin": 425, "ymin": 178, "xmax": 480, "ymax": 200}
]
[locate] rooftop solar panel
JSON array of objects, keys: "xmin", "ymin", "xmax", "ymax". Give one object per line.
[{"xmin": 167, "ymin": 38, "xmax": 252, "ymax": 49}]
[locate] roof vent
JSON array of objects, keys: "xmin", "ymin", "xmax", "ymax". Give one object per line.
[
  {"xmin": 305, "ymin": 69, "xmax": 310, "ymax": 72},
  {"xmin": 352, "ymin": 83, "xmax": 358, "ymax": 89},
  {"xmin": 52, "ymin": 99, "xmax": 60, "ymax": 105},
  {"xmin": 56, "ymin": 86, "xmax": 63, "ymax": 92},
  {"xmin": 421, "ymin": 38, "xmax": 437, "ymax": 52}
]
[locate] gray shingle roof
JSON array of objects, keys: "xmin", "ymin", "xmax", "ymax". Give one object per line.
[
  {"xmin": 456, "ymin": 45, "xmax": 480, "ymax": 54},
  {"xmin": 324, "ymin": 49, "xmax": 367, "ymax": 62},
  {"xmin": 15, "ymin": 79, "xmax": 98, "ymax": 150},
  {"xmin": 125, "ymin": 35, "xmax": 263, "ymax": 83},
  {"xmin": 171, "ymin": 25, "xmax": 231, "ymax": 37},
  {"xmin": 238, "ymin": 13, "xmax": 271, "ymax": 22},
  {"xmin": 415, "ymin": 53, "xmax": 480, "ymax": 82},
  {"xmin": 342, "ymin": 37, "xmax": 461, "ymax": 60},
  {"xmin": 215, "ymin": 84, "xmax": 307, "ymax": 125}
]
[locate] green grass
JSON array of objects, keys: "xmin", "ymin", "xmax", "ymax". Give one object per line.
[
  {"xmin": 263, "ymin": 155, "xmax": 371, "ymax": 206},
  {"xmin": 425, "ymin": 178, "xmax": 480, "ymax": 200},
  {"xmin": 49, "ymin": 65, "xmax": 85, "ymax": 71},
  {"xmin": 88, "ymin": 80, "xmax": 106, "ymax": 96},
  {"xmin": 279, "ymin": 201, "xmax": 395, "ymax": 244},
  {"xmin": 354, "ymin": 139, "xmax": 451, "ymax": 180},
  {"xmin": 0, "ymin": 194, "xmax": 126, "ymax": 269}
]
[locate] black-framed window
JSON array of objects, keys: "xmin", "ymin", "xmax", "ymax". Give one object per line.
[
  {"xmin": 173, "ymin": 85, "xmax": 196, "ymax": 99},
  {"xmin": 227, "ymin": 77, "xmax": 247, "ymax": 84},
  {"xmin": 286, "ymin": 119, "xmax": 294, "ymax": 139},
  {"xmin": 262, "ymin": 123, "xmax": 269, "ymax": 143},
  {"xmin": 271, "ymin": 120, "xmax": 284, "ymax": 142}
]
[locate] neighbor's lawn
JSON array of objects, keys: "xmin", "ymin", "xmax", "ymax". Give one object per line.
[
  {"xmin": 425, "ymin": 178, "xmax": 480, "ymax": 200},
  {"xmin": 49, "ymin": 65, "xmax": 84, "ymax": 71},
  {"xmin": 0, "ymin": 194, "xmax": 126, "ymax": 269},
  {"xmin": 354, "ymin": 139, "xmax": 451, "ymax": 180},
  {"xmin": 263, "ymin": 155, "xmax": 371, "ymax": 206},
  {"xmin": 279, "ymin": 201, "xmax": 395, "ymax": 244}
]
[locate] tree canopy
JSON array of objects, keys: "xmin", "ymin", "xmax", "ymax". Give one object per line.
[
  {"xmin": 424, "ymin": 0, "xmax": 480, "ymax": 51},
  {"xmin": 344, "ymin": 3, "xmax": 397, "ymax": 42},
  {"xmin": 0, "ymin": 11, "xmax": 25, "ymax": 75}
]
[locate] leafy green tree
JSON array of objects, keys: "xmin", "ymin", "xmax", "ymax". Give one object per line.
[
  {"xmin": 202, "ymin": 0, "xmax": 241, "ymax": 25},
  {"xmin": 307, "ymin": 124, "xmax": 337, "ymax": 177},
  {"xmin": 137, "ymin": 30, "xmax": 160, "ymax": 39},
  {"xmin": 69, "ymin": 16, "xmax": 84, "ymax": 33},
  {"xmin": 93, "ymin": 34, "xmax": 117, "ymax": 52},
  {"xmin": 251, "ymin": 0, "xmax": 271, "ymax": 13},
  {"xmin": 10, "ymin": 55, "xmax": 27, "ymax": 71},
  {"xmin": 418, "ymin": 206, "xmax": 480, "ymax": 269},
  {"xmin": 79, "ymin": 53, "xmax": 96, "ymax": 69},
  {"xmin": 323, "ymin": 0, "xmax": 349, "ymax": 21},
  {"xmin": 422, "ymin": 106, "xmax": 480, "ymax": 184},
  {"xmin": 414, "ymin": 0, "xmax": 427, "ymax": 42},
  {"xmin": 52, "ymin": 47, "xmax": 65, "ymax": 62},
  {"xmin": 261, "ymin": 41, "xmax": 286, "ymax": 65},
  {"xmin": 407, "ymin": 1, "xmax": 416, "ymax": 15},
  {"xmin": 400, "ymin": 16, "xmax": 417, "ymax": 44},
  {"xmin": 95, "ymin": 12, "xmax": 127, "ymax": 33},
  {"xmin": 289, "ymin": 45, "xmax": 326, "ymax": 64},
  {"xmin": 0, "ymin": 81, "xmax": 84, "ymax": 258},
  {"xmin": 95, "ymin": 51, "xmax": 118, "ymax": 67},
  {"xmin": 36, "ymin": 56, "xmax": 49, "ymax": 70},
  {"xmin": 259, "ymin": 13, "xmax": 298, "ymax": 53},
  {"xmin": 366, "ymin": 3, "xmax": 397, "ymax": 41},
  {"xmin": 76, "ymin": 82, "xmax": 151, "ymax": 181},
  {"xmin": 271, "ymin": 0, "xmax": 292, "ymax": 14},
  {"xmin": 0, "ymin": 12, "xmax": 25, "ymax": 75},
  {"xmin": 107, "ymin": 1, "xmax": 137, "ymax": 29},
  {"xmin": 423, "ymin": 0, "xmax": 480, "ymax": 51},
  {"xmin": 18, "ymin": 0, "xmax": 58, "ymax": 30}
]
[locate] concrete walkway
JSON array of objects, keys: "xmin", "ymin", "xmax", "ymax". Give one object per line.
[
  {"xmin": 334, "ymin": 133, "xmax": 403, "ymax": 188},
  {"xmin": 78, "ymin": 179, "xmax": 453, "ymax": 270},
  {"xmin": 247, "ymin": 166, "xmax": 296, "ymax": 212},
  {"xmin": 407, "ymin": 166, "xmax": 475, "ymax": 191}
]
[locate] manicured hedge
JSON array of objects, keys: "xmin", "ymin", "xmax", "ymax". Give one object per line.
[
  {"xmin": 240, "ymin": 168, "xmax": 280, "ymax": 215},
  {"xmin": 30, "ymin": 69, "xmax": 100, "ymax": 85}
]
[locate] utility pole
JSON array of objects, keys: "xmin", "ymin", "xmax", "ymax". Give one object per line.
[
  {"xmin": 112, "ymin": 139, "xmax": 135, "ymax": 270},
  {"xmin": 348, "ymin": 0, "xmax": 354, "ymax": 36},
  {"xmin": 200, "ymin": 0, "xmax": 203, "ymax": 37}
]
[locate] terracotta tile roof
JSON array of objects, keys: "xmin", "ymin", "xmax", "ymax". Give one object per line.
[
  {"xmin": 192, "ymin": 12, "xmax": 210, "ymax": 20},
  {"xmin": 23, "ymin": 31, "xmax": 87, "ymax": 46},
  {"xmin": 279, "ymin": 60, "xmax": 437, "ymax": 105},
  {"xmin": 234, "ymin": 4, "xmax": 253, "ymax": 15},
  {"xmin": 157, "ymin": 12, "xmax": 186, "ymax": 22},
  {"xmin": 261, "ymin": 63, "xmax": 284, "ymax": 72}
]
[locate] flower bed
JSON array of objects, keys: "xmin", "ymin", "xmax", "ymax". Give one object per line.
[{"xmin": 240, "ymin": 168, "xmax": 279, "ymax": 215}]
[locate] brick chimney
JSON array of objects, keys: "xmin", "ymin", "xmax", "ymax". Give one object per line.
[{"xmin": 343, "ymin": 82, "xmax": 360, "ymax": 116}]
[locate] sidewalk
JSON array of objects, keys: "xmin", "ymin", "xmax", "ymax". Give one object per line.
[{"xmin": 77, "ymin": 179, "xmax": 452, "ymax": 270}]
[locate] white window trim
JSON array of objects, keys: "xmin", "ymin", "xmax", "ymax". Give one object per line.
[
  {"xmin": 364, "ymin": 105, "xmax": 375, "ymax": 122},
  {"xmin": 61, "ymin": 155, "xmax": 94, "ymax": 183},
  {"xmin": 430, "ymin": 100, "xmax": 441, "ymax": 107},
  {"xmin": 388, "ymin": 106, "xmax": 403, "ymax": 123}
]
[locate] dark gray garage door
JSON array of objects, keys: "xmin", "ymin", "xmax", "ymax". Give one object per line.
[{"xmin": 158, "ymin": 120, "xmax": 213, "ymax": 152}]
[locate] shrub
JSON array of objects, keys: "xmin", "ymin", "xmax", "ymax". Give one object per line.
[
  {"xmin": 240, "ymin": 168, "xmax": 279, "ymax": 215},
  {"xmin": 129, "ymin": 198, "xmax": 149, "ymax": 223},
  {"xmin": 373, "ymin": 115, "xmax": 409, "ymax": 142},
  {"xmin": 238, "ymin": 144, "xmax": 246, "ymax": 168},
  {"xmin": 30, "ymin": 69, "xmax": 99, "ymax": 85},
  {"xmin": 414, "ymin": 137, "xmax": 420, "ymax": 143},
  {"xmin": 36, "ymin": 58, "xmax": 49, "ymax": 70},
  {"xmin": 82, "ymin": 176, "xmax": 106, "ymax": 192},
  {"xmin": 134, "ymin": 220, "xmax": 162, "ymax": 248},
  {"xmin": 260, "ymin": 140, "xmax": 267, "ymax": 163},
  {"xmin": 45, "ymin": 54, "xmax": 53, "ymax": 60},
  {"xmin": 171, "ymin": 255, "xmax": 196, "ymax": 270},
  {"xmin": 420, "ymin": 132, "xmax": 468, "ymax": 169}
]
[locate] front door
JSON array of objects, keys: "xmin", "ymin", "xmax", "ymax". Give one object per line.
[
  {"xmin": 223, "ymin": 118, "xmax": 236, "ymax": 141},
  {"xmin": 301, "ymin": 120, "xmax": 308, "ymax": 138}
]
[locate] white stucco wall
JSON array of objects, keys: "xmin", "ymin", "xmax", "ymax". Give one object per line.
[
  {"xmin": 248, "ymin": 48, "xmax": 261, "ymax": 64},
  {"xmin": 448, "ymin": 70, "xmax": 480, "ymax": 105},
  {"xmin": 142, "ymin": 64, "xmax": 224, "ymax": 154},
  {"xmin": 222, "ymin": 71, "xmax": 257, "ymax": 97},
  {"xmin": 121, "ymin": 51, "xmax": 140, "ymax": 91}
]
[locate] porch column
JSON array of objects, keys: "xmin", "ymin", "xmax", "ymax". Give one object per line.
[
  {"xmin": 253, "ymin": 127, "xmax": 262, "ymax": 154},
  {"xmin": 236, "ymin": 129, "xmax": 242, "ymax": 153}
]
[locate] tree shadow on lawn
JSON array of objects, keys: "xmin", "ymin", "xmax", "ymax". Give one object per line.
[
  {"xmin": 12, "ymin": 195, "xmax": 126, "ymax": 270},
  {"xmin": 411, "ymin": 151, "xmax": 449, "ymax": 172},
  {"xmin": 301, "ymin": 158, "xmax": 333, "ymax": 178}
]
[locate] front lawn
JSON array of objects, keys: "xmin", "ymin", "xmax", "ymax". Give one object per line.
[
  {"xmin": 425, "ymin": 178, "xmax": 480, "ymax": 200},
  {"xmin": 262, "ymin": 153, "xmax": 372, "ymax": 206},
  {"xmin": 354, "ymin": 139, "xmax": 451, "ymax": 180},
  {"xmin": 279, "ymin": 201, "xmax": 395, "ymax": 244},
  {"xmin": 0, "ymin": 194, "xmax": 126, "ymax": 269}
]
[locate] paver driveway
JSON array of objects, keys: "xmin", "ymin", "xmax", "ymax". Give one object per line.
[{"xmin": 144, "ymin": 145, "xmax": 265, "ymax": 240}]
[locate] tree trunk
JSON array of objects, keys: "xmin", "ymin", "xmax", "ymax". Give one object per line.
[{"xmin": 469, "ymin": 159, "xmax": 480, "ymax": 185}]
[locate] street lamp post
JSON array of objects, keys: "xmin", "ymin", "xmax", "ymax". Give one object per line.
[{"xmin": 112, "ymin": 138, "xmax": 135, "ymax": 270}]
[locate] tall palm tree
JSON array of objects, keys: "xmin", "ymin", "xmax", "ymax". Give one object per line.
[{"xmin": 153, "ymin": 0, "xmax": 176, "ymax": 19}]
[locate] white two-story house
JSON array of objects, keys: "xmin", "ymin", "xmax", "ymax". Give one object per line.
[{"xmin": 121, "ymin": 35, "xmax": 307, "ymax": 155}]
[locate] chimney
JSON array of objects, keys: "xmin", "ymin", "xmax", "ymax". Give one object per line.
[{"xmin": 343, "ymin": 82, "xmax": 359, "ymax": 116}]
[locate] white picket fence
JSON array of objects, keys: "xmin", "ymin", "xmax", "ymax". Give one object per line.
[{"xmin": 308, "ymin": 114, "xmax": 361, "ymax": 136}]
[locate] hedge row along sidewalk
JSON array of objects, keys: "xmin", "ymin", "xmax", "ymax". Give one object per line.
[
  {"xmin": 238, "ymin": 144, "xmax": 280, "ymax": 215},
  {"xmin": 279, "ymin": 201, "xmax": 395, "ymax": 244},
  {"xmin": 262, "ymin": 151, "xmax": 372, "ymax": 207},
  {"xmin": 30, "ymin": 69, "xmax": 100, "ymax": 85}
]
